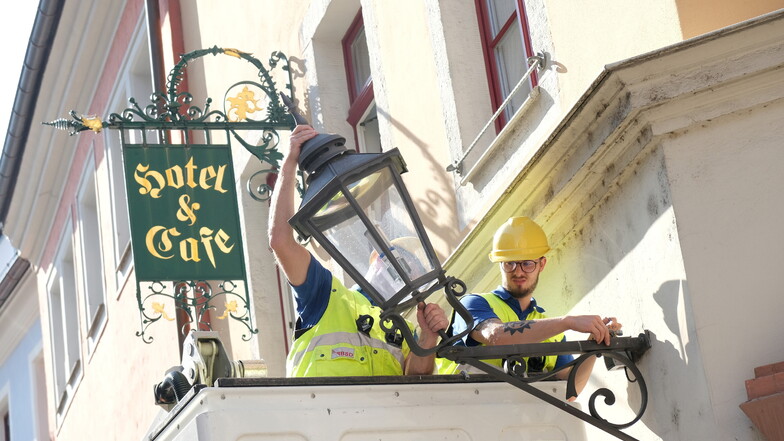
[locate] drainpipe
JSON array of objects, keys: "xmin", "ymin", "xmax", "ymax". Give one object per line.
[
  {"xmin": 145, "ymin": 0, "xmax": 167, "ymax": 101},
  {"xmin": 0, "ymin": 0, "xmax": 65, "ymax": 235}
]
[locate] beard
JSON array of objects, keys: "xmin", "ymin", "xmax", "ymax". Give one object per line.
[{"xmin": 507, "ymin": 276, "xmax": 539, "ymax": 299}]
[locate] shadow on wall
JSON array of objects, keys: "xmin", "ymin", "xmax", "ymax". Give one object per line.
[
  {"xmin": 637, "ymin": 279, "xmax": 719, "ymax": 440},
  {"xmin": 543, "ymin": 145, "xmax": 673, "ymax": 311},
  {"xmin": 376, "ymin": 107, "xmax": 462, "ymax": 260},
  {"xmin": 574, "ymin": 279, "xmax": 704, "ymax": 436}
]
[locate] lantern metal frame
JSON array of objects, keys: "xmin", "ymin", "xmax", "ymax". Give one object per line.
[{"xmin": 289, "ymin": 147, "xmax": 474, "ymax": 355}]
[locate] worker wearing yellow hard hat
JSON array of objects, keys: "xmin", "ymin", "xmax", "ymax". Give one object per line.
[{"xmin": 438, "ymin": 216, "xmax": 622, "ymax": 401}]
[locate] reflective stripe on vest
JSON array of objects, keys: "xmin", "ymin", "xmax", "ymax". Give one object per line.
[
  {"xmin": 286, "ymin": 277, "xmax": 412, "ymax": 377},
  {"xmin": 287, "ymin": 331, "xmax": 406, "ymax": 370}
]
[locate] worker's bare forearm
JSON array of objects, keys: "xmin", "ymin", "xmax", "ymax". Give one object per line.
[
  {"xmin": 472, "ymin": 317, "xmax": 569, "ymax": 346},
  {"xmin": 268, "ymin": 155, "xmax": 309, "ymax": 284},
  {"xmin": 473, "ymin": 314, "xmax": 617, "ymax": 346},
  {"xmin": 404, "ymin": 353, "xmax": 436, "ymax": 375},
  {"xmin": 268, "ymin": 158, "xmax": 298, "ymax": 247}
]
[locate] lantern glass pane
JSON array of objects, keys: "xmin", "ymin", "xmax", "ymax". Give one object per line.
[{"xmin": 311, "ymin": 167, "xmax": 436, "ymax": 301}]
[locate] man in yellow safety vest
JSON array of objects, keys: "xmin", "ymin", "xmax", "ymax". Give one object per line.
[
  {"xmin": 438, "ymin": 216, "xmax": 621, "ymax": 400},
  {"xmin": 269, "ymin": 124, "xmax": 448, "ymax": 377}
]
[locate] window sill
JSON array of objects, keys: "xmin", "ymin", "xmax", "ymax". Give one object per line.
[
  {"xmin": 115, "ymin": 243, "xmax": 133, "ymax": 300},
  {"xmin": 459, "ymin": 86, "xmax": 541, "ymax": 186},
  {"xmin": 86, "ymin": 304, "xmax": 108, "ymax": 359},
  {"xmin": 55, "ymin": 360, "xmax": 83, "ymax": 431}
]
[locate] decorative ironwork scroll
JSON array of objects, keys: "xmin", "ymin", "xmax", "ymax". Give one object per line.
[
  {"xmin": 45, "ymin": 47, "xmax": 299, "ymax": 342},
  {"xmin": 438, "ymin": 332, "xmax": 651, "ymax": 441}
]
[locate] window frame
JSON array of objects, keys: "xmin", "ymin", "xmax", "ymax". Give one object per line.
[
  {"xmin": 29, "ymin": 346, "xmax": 50, "ymax": 441},
  {"xmin": 475, "ymin": 0, "xmax": 537, "ymax": 131},
  {"xmin": 75, "ymin": 157, "xmax": 107, "ymax": 354},
  {"xmin": 47, "ymin": 218, "xmax": 83, "ymax": 423},
  {"xmin": 103, "ymin": 24, "xmax": 154, "ymax": 293},
  {"xmin": 342, "ymin": 9, "xmax": 379, "ymax": 153}
]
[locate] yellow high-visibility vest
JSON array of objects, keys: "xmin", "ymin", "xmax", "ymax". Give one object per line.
[
  {"xmin": 437, "ymin": 292, "xmax": 563, "ymax": 375},
  {"xmin": 287, "ymin": 277, "xmax": 413, "ymax": 377}
]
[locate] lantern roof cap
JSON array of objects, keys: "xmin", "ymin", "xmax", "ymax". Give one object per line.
[{"xmin": 299, "ymin": 133, "xmax": 349, "ymax": 176}]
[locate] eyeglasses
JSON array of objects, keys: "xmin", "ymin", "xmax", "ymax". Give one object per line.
[{"xmin": 501, "ymin": 258, "xmax": 542, "ymax": 273}]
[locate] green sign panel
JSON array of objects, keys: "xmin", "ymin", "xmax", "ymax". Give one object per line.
[{"xmin": 123, "ymin": 143, "xmax": 246, "ymax": 281}]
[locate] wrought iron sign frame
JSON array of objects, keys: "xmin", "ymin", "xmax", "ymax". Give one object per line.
[{"xmin": 46, "ymin": 47, "xmax": 297, "ymax": 343}]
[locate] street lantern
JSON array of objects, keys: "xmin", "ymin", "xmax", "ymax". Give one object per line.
[
  {"xmin": 281, "ymin": 95, "xmax": 470, "ymax": 355},
  {"xmin": 290, "ymin": 142, "xmax": 439, "ymax": 306}
]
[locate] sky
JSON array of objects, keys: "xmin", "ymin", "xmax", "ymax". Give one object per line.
[
  {"xmin": 0, "ymin": 2, "xmax": 38, "ymax": 262},
  {"xmin": 0, "ymin": 2, "xmax": 39, "ymax": 147}
]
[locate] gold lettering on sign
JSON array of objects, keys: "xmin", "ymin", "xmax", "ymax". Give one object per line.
[
  {"xmin": 176, "ymin": 194, "xmax": 200, "ymax": 226},
  {"xmin": 135, "ymin": 155, "xmax": 236, "ymax": 270},
  {"xmin": 133, "ymin": 159, "xmax": 229, "ymax": 198},
  {"xmin": 145, "ymin": 226, "xmax": 180, "ymax": 259},
  {"xmin": 134, "ymin": 164, "xmax": 166, "ymax": 198},
  {"xmin": 180, "ymin": 237, "xmax": 201, "ymax": 263},
  {"xmin": 145, "ymin": 224, "xmax": 235, "ymax": 268},
  {"xmin": 199, "ymin": 227, "xmax": 235, "ymax": 268}
]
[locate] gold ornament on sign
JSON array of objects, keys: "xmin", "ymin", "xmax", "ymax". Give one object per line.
[
  {"xmin": 217, "ymin": 300, "xmax": 238, "ymax": 320},
  {"xmin": 223, "ymin": 48, "xmax": 251, "ymax": 58},
  {"xmin": 226, "ymin": 86, "xmax": 264, "ymax": 122},
  {"xmin": 80, "ymin": 116, "xmax": 104, "ymax": 133},
  {"xmin": 151, "ymin": 302, "xmax": 175, "ymax": 321}
]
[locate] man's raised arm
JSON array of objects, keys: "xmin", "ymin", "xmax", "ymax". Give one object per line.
[{"xmin": 268, "ymin": 125, "xmax": 318, "ymax": 285}]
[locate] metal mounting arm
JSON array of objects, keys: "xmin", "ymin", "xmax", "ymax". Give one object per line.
[{"xmin": 437, "ymin": 332, "xmax": 652, "ymax": 441}]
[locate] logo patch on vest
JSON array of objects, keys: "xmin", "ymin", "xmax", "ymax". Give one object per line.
[{"xmin": 331, "ymin": 347, "xmax": 355, "ymax": 359}]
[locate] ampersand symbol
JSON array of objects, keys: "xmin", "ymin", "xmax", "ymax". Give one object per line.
[{"xmin": 176, "ymin": 194, "xmax": 201, "ymax": 225}]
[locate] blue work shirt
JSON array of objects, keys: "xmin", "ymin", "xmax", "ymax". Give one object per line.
[{"xmin": 291, "ymin": 255, "xmax": 333, "ymax": 329}]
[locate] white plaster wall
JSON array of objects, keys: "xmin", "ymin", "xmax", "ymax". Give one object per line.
[
  {"xmin": 542, "ymin": 144, "xmax": 717, "ymax": 440},
  {"xmin": 365, "ymin": 0, "xmax": 461, "ymax": 259},
  {"xmin": 662, "ymin": 98, "xmax": 784, "ymax": 441}
]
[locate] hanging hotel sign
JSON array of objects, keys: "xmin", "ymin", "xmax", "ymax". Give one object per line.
[
  {"xmin": 125, "ymin": 144, "xmax": 244, "ymax": 281},
  {"xmin": 45, "ymin": 47, "xmax": 297, "ymax": 343}
]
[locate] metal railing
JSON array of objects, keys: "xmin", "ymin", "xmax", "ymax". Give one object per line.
[{"xmin": 447, "ymin": 52, "xmax": 548, "ymax": 184}]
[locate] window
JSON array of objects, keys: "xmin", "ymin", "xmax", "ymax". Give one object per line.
[
  {"xmin": 1, "ymin": 396, "xmax": 8, "ymax": 441},
  {"xmin": 342, "ymin": 10, "xmax": 381, "ymax": 153},
  {"xmin": 104, "ymin": 26, "xmax": 154, "ymax": 288},
  {"xmin": 76, "ymin": 166, "xmax": 106, "ymax": 352},
  {"xmin": 475, "ymin": 0, "xmax": 535, "ymax": 130},
  {"xmin": 48, "ymin": 224, "xmax": 82, "ymax": 419}
]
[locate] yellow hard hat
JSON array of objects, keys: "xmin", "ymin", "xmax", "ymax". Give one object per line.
[{"xmin": 488, "ymin": 217, "xmax": 550, "ymax": 262}]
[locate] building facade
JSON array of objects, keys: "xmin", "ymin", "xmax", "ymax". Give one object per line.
[{"xmin": 1, "ymin": 0, "xmax": 782, "ymax": 439}]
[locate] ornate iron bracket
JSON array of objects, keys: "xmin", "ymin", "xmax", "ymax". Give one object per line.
[
  {"xmin": 44, "ymin": 47, "xmax": 296, "ymax": 199},
  {"xmin": 137, "ymin": 280, "xmax": 256, "ymax": 343},
  {"xmin": 438, "ymin": 332, "xmax": 652, "ymax": 441},
  {"xmin": 44, "ymin": 47, "xmax": 306, "ymax": 342}
]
